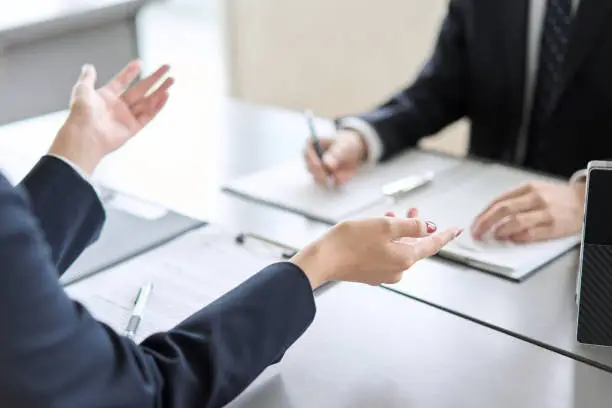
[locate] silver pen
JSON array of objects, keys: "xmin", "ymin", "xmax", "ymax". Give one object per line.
[
  {"xmin": 381, "ymin": 171, "xmax": 435, "ymax": 198},
  {"xmin": 124, "ymin": 282, "xmax": 153, "ymax": 340},
  {"xmin": 305, "ymin": 110, "xmax": 333, "ymax": 187}
]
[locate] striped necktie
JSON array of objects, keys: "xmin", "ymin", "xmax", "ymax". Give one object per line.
[{"xmin": 525, "ymin": 0, "xmax": 573, "ymax": 162}]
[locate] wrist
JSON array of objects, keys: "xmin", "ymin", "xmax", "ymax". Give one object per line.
[
  {"xmin": 290, "ymin": 242, "xmax": 331, "ymax": 289},
  {"xmin": 48, "ymin": 123, "xmax": 104, "ymax": 176}
]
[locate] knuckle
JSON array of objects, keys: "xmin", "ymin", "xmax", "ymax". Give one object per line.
[
  {"xmin": 381, "ymin": 218, "xmax": 394, "ymax": 235},
  {"xmin": 508, "ymin": 215, "xmax": 522, "ymax": 228},
  {"xmin": 493, "ymin": 203, "xmax": 510, "ymax": 217},
  {"xmin": 534, "ymin": 192, "xmax": 548, "ymax": 207}
]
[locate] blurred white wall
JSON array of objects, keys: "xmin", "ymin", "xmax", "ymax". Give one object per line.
[{"xmin": 222, "ymin": 0, "xmax": 468, "ymax": 156}]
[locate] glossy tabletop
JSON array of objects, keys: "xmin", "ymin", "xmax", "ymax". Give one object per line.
[
  {"xmin": 385, "ymin": 252, "xmax": 612, "ymax": 372},
  {"xmin": 1, "ymin": 96, "xmax": 611, "ymax": 375},
  {"xmin": 227, "ymin": 283, "xmax": 612, "ymax": 408}
]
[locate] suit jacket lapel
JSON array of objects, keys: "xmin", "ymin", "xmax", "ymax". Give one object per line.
[
  {"xmin": 502, "ymin": 0, "xmax": 528, "ymax": 145},
  {"xmin": 558, "ymin": 0, "xmax": 612, "ymax": 100}
]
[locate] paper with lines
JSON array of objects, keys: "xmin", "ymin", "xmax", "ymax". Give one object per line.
[
  {"xmin": 66, "ymin": 225, "xmax": 280, "ymax": 342},
  {"xmin": 223, "ymin": 149, "xmax": 460, "ymax": 224}
]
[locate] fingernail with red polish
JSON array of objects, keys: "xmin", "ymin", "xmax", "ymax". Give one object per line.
[
  {"xmin": 455, "ymin": 228, "xmax": 464, "ymax": 238},
  {"xmin": 426, "ymin": 221, "xmax": 437, "ymax": 233}
]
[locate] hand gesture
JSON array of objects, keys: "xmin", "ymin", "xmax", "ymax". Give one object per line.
[
  {"xmin": 49, "ymin": 60, "xmax": 174, "ymax": 174},
  {"xmin": 292, "ymin": 208, "xmax": 461, "ymax": 288}
]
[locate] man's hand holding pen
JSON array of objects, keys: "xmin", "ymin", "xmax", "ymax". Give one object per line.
[{"xmin": 304, "ymin": 128, "xmax": 368, "ymax": 186}]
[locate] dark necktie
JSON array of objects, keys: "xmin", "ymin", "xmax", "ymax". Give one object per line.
[{"xmin": 525, "ymin": 0, "xmax": 573, "ymax": 163}]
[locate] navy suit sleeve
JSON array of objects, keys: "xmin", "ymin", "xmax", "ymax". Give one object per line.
[
  {"xmin": 18, "ymin": 155, "xmax": 105, "ymax": 275},
  {"xmin": 358, "ymin": 0, "xmax": 469, "ymax": 160},
  {"xmin": 0, "ymin": 171, "xmax": 316, "ymax": 408}
]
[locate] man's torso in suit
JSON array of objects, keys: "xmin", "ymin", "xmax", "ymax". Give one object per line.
[
  {"xmin": 467, "ymin": 0, "xmax": 612, "ymax": 176},
  {"xmin": 361, "ymin": 0, "xmax": 612, "ymax": 178}
]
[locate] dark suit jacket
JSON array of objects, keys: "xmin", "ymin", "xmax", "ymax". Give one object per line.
[
  {"xmin": 0, "ymin": 156, "xmax": 316, "ymax": 407},
  {"xmin": 359, "ymin": 0, "xmax": 612, "ymax": 178}
]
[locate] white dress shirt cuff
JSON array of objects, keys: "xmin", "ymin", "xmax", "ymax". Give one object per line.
[
  {"xmin": 569, "ymin": 169, "xmax": 587, "ymax": 184},
  {"xmin": 337, "ymin": 117, "xmax": 384, "ymax": 164}
]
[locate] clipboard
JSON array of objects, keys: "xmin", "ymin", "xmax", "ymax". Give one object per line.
[{"xmin": 65, "ymin": 224, "xmax": 317, "ymax": 342}]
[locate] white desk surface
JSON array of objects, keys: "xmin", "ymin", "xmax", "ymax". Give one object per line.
[
  {"xmin": 0, "ymin": 99, "xmax": 332, "ymax": 249},
  {"xmin": 2, "ymin": 98, "xmax": 611, "ymax": 405},
  {"xmin": 229, "ymin": 283, "xmax": 612, "ymax": 408}
]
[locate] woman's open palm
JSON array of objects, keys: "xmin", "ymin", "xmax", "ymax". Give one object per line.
[{"xmin": 68, "ymin": 61, "xmax": 174, "ymax": 154}]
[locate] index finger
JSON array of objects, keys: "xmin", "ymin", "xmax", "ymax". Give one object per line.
[
  {"xmin": 103, "ymin": 60, "xmax": 142, "ymax": 95},
  {"xmin": 304, "ymin": 143, "xmax": 330, "ymax": 185},
  {"xmin": 471, "ymin": 193, "xmax": 537, "ymax": 238},
  {"xmin": 413, "ymin": 228, "xmax": 461, "ymax": 259},
  {"xmin": 122, "ymin": 64, "xmax": 171, "ymax": 105},
  {"xmin": 475, "ymin": 183, "xmax": 531, "ymax": 219}
]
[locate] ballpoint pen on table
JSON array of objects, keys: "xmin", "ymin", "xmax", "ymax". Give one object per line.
[{"xmin": 124, "ymin": 281, "xmax": 153, "ymax": 340}]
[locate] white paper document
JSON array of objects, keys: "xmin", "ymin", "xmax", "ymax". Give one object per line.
[
  {"xmin": 66, "ymin": 225, "xmax": 280, "ymax": 342},
  {"xmin": 223, "ymin": 150, "xmax": 461, "ymax": 224},
  {"xmin": 383, "ymin": 164, "xmax": 579, "ymax": 280}
]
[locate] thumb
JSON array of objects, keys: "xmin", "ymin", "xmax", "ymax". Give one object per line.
[
  {"xmin": 78, "ymin": 64, "xmax": 97, "ymax": 87},
  {"xmin": 72, "ymin": 64, "xmax": 97, "ymax": 100}
]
